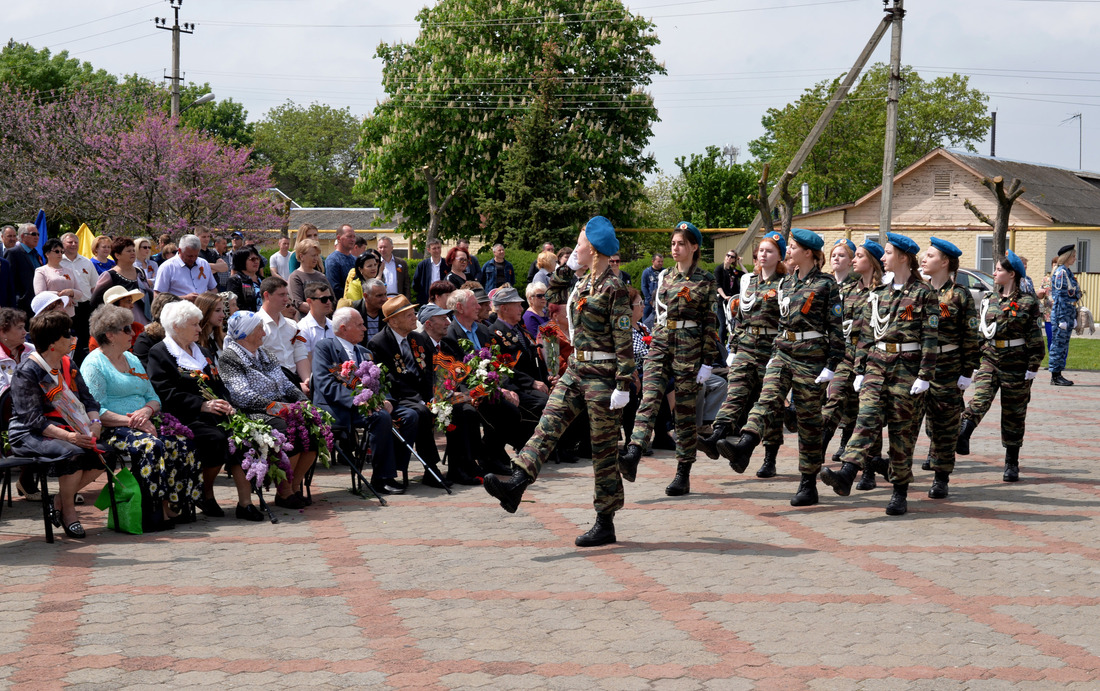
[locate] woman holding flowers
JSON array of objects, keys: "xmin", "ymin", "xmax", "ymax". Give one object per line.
[
  {"xmin": 218, "ymin": 310, "xmax": 322, "ymax": 509},
  {"xmin": 146, "ymin": 301, "xmax": 263, "ymax": 522},
  {"xmin": 80, "ymin": 305, "xmax": 201, "ymax": 528}
]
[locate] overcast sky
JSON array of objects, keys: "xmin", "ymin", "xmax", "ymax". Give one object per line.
[{"xmin": 8, "ymin": 0, "xmax": 1100, "ymax": 184}]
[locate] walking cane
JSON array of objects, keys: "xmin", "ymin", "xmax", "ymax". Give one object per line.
[
  {"xmin": 336, "ymin": 430, "xmax": 387, "ymax": 506},
  {"xmin": 392, "ymin": 424, "xmax": 452, "ymax": 495}
]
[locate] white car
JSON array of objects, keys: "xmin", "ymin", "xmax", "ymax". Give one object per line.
[{"xmin": 955, "ymin": 268, "xmax": 995, "ymax": 305}]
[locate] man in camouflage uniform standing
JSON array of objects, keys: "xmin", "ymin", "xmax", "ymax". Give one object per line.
[
  {"xmin": 821, "ymin": 233, "xmax": 938, "ymax": 516},
  {"xmin": 720, "ymin": 228, "xmax": 845, "ymax": 507},
  {"xmin": 917, "ymin": 238, "xmax": 980, "ymax": 498},
  {"xmin": 620, "ymin": 222, "xmax": 718, "ymax": 496},
  {"xmin": 484, "ymin": 216, "xmax": 634, "ymax": 547}
]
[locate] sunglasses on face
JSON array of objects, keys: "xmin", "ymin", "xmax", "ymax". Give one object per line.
[
  {"xmin": 532, "ymin": 293, "xmax": 546, "ymax": 298},
  {"xmin": 609, "ymin": 260, "xmax": 620, "ymax": 264},
  {"xmin": 313, "ymin": 295, "xmax": 333, "ymax": 303},
  {"xmin": 119, "ymin": 325, "xmax": 133, "ymax": 334}
]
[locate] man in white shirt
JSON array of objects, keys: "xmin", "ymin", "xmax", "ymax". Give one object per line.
[
  {"xmin": 412, "ymin": 238, "xmax": 447, "ymax": 305},
  {"xmin": 59, "ymin": 232, "xmax": 98, "ymax": 361},
  {"xmin": 296, "ymin": 283, "xmax": 335, "ymax": 353},
  {"xmin": 377, "ymin": 236, "xmax": 409, "ymax": 299},
  {"xmin": 153, "ymin": 234, "xmax": 217, "ymax": 299},
  {"xmin": 258, "ymin": 275, "xmax": 311, "ymax": 393},
  {"xmin": 269, "ymin": 237, "xmax": 291, "ymax": 279}
]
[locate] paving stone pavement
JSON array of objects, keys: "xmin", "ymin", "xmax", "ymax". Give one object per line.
[{"xmin": 2, "ymin": 371, "xmax": 1100, "ymax": 689}]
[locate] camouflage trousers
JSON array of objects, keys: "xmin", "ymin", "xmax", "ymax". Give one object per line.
[
  {"xmin": 514, "ymin": 360, "xmax": 624, "ymax": 515},
  {"xmin": 713, "ymin": 349, "xmax": 783, "ymax": 446},
  {"xmin": 822, "ymin": 356, "xmax": 858, "ymax": 443},
  {"xmin": 741, "ymin": 351, "xmax": 826, "ymax": 474},
  {"xmin": 629, "ymin": 340, "xmax": 702, "ymax": 464},
  {"xmin": 840, "ymin": 355, "xmax": 924, "ymax": 486},
  {"xmin": 1048, "ymin": 320, "xmax": 1072, "ymax": 372},
  {"xmin": 918, "ymin": 375, "xmax": 964, "ymax": 472},
  {"xmin": 962, "ymin": 359, "xmax": 1033, "ymax": 449}
]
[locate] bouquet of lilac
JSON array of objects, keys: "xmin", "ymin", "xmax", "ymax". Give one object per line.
[
  {"xmin": 282, "ymin": 400, "xmax": 336, "ymax": 467},
  {"xmin": 156, "ymin": 412, "xmax": 194, "ymax": 440},
  {"xmin": 222, "ymin": 414, "xmax": 294, "ymax": 486},
  {"xmin": 334, "ymin": 359, "xmax": 389, "ymax": 416}
]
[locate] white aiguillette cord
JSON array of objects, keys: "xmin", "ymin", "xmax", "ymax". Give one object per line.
[{"xmin": 979, "ymin": 294, "xmax": 997, "ymax": 339}]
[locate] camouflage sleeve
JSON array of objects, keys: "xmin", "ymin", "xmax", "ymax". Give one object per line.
[
  {"xmin": 1025, "ymin": 296, "xmax": 1045, "ymax": 372},
  {"xmin": 702, "ymin": 278, "xmax": 719, "ymax": 365},
  {"xmin": 611, "ymin": 282, "xmax": 635, "ymax": 391},
  {"xmin": 824, "ymin": 279, "xmax": 844, "ymax": 372},
  {"xmin": 545, "ymin": 265, "xmax": 574, "ymax": 305},
  {"xmin": 728, "ymin": 295, "xmax": 742, "ymax": 354},
  {"xmin": 853, "ymin": 295, "xmax": 872, "ymax": 376},
  {"xmin": 960, "ymin": 288, "xmax": 981, "ymax": 375},
  {"xmin": 918, "ymin": 286, "xmax": 939, "ymax": 381}
]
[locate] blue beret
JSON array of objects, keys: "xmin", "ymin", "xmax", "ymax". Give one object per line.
[
  {"xmin": 862, "ymin": 240, "xmax": 885, "ymax": 266},
  {"xmin": 1006, "ymin": 249, "xmax": 1027, "ymax": 281},
  {"xmin": 674, "ymin": 221, "xmax": 702, "ymax": 246},
  {"xmin": 885, "ymin": 232, "xmax": 919, "ymax": 256},
  {"xmin": 584, "ymin": 216, "xmax": 618, "ymax": 257},
  {"xmin": 761, "ymin": 230, "xmax": 786, "ymax": 258},
  {"xmin": 833, "ymin": 238, "xmax": 856, "ymax": 255},
  {"xmin": 929, "ymin": 236, "xmax": 961, "ymax": 258},
  {"xmin": 790, "ymin": 227, "xmax": 823, "ymax": 251}
]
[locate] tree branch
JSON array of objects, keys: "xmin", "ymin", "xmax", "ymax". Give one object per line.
[
  {"xmin": 748, "ymin": 162, "xmax": 775, "ymax": 235},
  {"xmin": 963, "ymin": 199, "xmax": 993, "ymax": 226},
  {"xmin": 778, "ymin": 172, "xmax": 796, "ymax": 239}
]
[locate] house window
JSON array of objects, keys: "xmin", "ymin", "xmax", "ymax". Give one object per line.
[
  {"xmin": 933, "ymin": 172, "xmax": 951, "ymax": 196},
  {"xmin": 976, "ymin": 236, "xmax": 994, "ymax": 274},
  {"xmin": 862, "ymin": 233, "xmax": 880, "ymax": 244},
  {"xmin": 1077, "ymin": 240, "xmax": 1090, "ymax": 273}
]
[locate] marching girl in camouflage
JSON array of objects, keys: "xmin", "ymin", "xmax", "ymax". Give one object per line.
[
  {"xmin": 821, "ymin": 240, "xmax": 886, "ymax": 491},
  {"xmin": 483, "ymin": 216, "xmax": 634, "ymax": 547},
  {"xmin": 820, "ymin": 233, "xmax": 938, "ymax": 516},
  {"xmin": 915, "ymin": 238, "xmax": 980, "ymax": 499},
  {"xmin": 1048, "ymin": 244, "xmax": 1079, "ymax": 386},
  {"xmin": 720, "ymin": 229, "xmax": 844, "ymax": 507},
  {"xmin": 619, "ymin": 222, "xmax": 718, "ymax": 496},
  {"xmin": 955, "ymin": 251, "xmax": 1044, "ymax": 482},
  {"xmin": 697, "ymin": 231, "xmax": 787, "ymax": 480}
]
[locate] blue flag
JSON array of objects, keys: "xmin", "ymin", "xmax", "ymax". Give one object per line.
[{"xmin": 34, "ymin": 209, "xmax": 47, "ymax": 255}]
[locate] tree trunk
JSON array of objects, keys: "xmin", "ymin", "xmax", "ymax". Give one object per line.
[
  {"xmin": 964, "ymin": 175, "xmax": 1024, "ymax": 259},
  {"xmin": 749, "ymin": 163, "xmax": 775, "ymax": 236},
  {"xmin": 777, "ymin": 172, "xmax": 796, "ymax": 241},
  {"xmin": 419, "ymin": 166, "xmax": 465, "ymax": 246}
]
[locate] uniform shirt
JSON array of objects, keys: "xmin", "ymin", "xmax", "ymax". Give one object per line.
[
  {"xmin": 650, "ymin": 265, "xmax": 719, "ymax": 366},
  {"xmin": 297, "ymin": 312, "xmax": 334, "ymax": 353},
  {"xmin": 930, "ymin": 279, "xmax": 980, "ymax": 379},
  {"xmin": 837, "ymin": 276, "xmax": 871, "ymax": 362},
  {"xmin": 1050, "ymin": 265, "xmax": 1080, "ymax": 322},
  {"xmin": 731, "ymin": 271, "xmax": 783, "ymax": 357},
  {"xmin": 773, "ymin": 265, "xmax": 845, "ymax": 373},
  {"xmin": 854, "ymin": 275, "xmax": 938, "ymax": 381},
  {"xmin": 269, "ymin": 251, "xmax": 291, "ymax": 280},
  {"xmin": 976, "ymin": 288, "xmax": 1045, "ymax": 372},
  {"xmin": 61, "ymin": 254, "xmax": 97, "ymax": 302},
  {"xmin": 258, "ymin": 308, "xmax": 309, "ymax": 369},
  {"xmin": 153, "ymin": 254, "xmax": 217, "ymax": 296}
]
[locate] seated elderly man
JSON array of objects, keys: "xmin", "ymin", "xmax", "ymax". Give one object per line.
[
  {"xmin": 312, "ymin": 307, "xmax": 407, "ymax": 494},
  {"xmin": 152, "ymin": 234, "xmax": 217, "ymax": 300},
  {"xmin": 486, "ymin": 286, "xmax": 550, "ymax": 436}
]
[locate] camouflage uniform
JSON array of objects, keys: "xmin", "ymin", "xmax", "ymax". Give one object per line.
[
  {"xmin": 839, "ymin": 276, "xmax": 938, "ymax": 485},
  {"xmin": 919, "ymin": 279, "xmax": 980, "ymax": 472},
  {"xmin": 822, "ymin": 275, "xmax": 872, "ymax": 450},
  {"xmin": 513, "ymin": 264, "xmax": 634, "ymax": 514},
  {"xmin": 962, "ymin": 289, "xmax": 1045, "ymax": 447},
  {"xmin": 1048, "ymin": 264, "xmax": 1079, "ymax": 373},
  {"xmin": 629, "ymin": 265, "xmax": 719, "ymax": 463},
  {"xmin": 740, "ymin": 266, "xmax": 844, "ymax": 474},
  {"xmin": 713, "ymin": 271, "xmax": 785, "ymax": 445}
]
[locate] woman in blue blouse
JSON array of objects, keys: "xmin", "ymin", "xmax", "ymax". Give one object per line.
[{"xmin": 81, "ymin": 305, "xmax": 201, "ymax": 527}]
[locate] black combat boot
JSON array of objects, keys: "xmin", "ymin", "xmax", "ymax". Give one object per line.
[
  {"xmin": 1052, "ymin": 371, "xmax": 1075, "ymax": 386},
  {"xmin": 830, "ymin": 427, "xmax": 852, "ymax": 465},
  {"xmin": 618, "ymin": 443, "xmax": 642, "ymax": 483},
  {"xmin": 956, "ymin": 418, "xmax": 976, "ymax": 456},
  {"xmin": 867, "ymin": 455, "xmax": 891, "ymax": 481},
  {"xmin": 921, "ymin": 453, "xmax": 934, "ymax": 472},
  {"xmin": 717, "ymin": 430, "xmax": 758, "ymax": 474},
  {"xmin": 483, "ymin": 467, "xmax": 531, "ymax": 513},
  {"xmin": 1003, "ymin": 446, "xmax": 1020, "ymax": 482},
  {"xmin": 575, "ymin": 513, "xmax": 616, "ymax": 547},
  {"xmin": 820, "ymin": 461, "xmax": 859, "ymax": 496},
  {"xmin": 665, "ymin": 462, "xmax": 691, "ymax": 496},
  {"xmin": 756, "ymin": 444, "xmax": 780, "ymax": 478},
  {"xmin": 784, "ymin": 402, "xmax": 797, "ymax": 433},
  {"xmin": 697, "ymin": 422, "xmax": 731, "ymax": 460},
  {"xmin": 928, "ymin": 471, "xmax": 950, "ymax": 499},
  {"xmin": 790, "ymin": 472, "xmax": 819, "ymax": 507},
  {"xmin": 885, "ymin": 483, "xmax": 909, "ymax": 516}
]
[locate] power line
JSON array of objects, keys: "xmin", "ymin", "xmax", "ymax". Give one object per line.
[{"xmin": 18, "ymin": 1, "xmax": 161, "ymax": 42}]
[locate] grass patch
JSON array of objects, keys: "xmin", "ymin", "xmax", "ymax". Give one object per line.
[{"xmin": 1041, "ymin": 336, "xmax": 1100, "ymax": 371}]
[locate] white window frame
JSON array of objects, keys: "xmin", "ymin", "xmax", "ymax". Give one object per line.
[
  {"xmin": 862, "ymin": 233, "xmax": 880, "ymax": 244},
  {"xmin": 975, "ymin": 235, "xmax": 994, "ymax": 274},
  {"xmin": 1077, "ymin": 239, "xmax": 1089, "ymax": 274}
]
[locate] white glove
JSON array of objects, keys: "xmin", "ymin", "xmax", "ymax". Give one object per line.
[
  {"xmin": 1024, "ymin": 370, "xmax": 1037, "ymax": 381},
  {"xmin": 725, "ymin": 352, "xmax": 736, "ymax": 367},
  {"xmin": 566, "ymin": 248, "xmax": 582, "ymax": 271},
  {"xmin": 696, "ymin": 364, "xmax": 713, "ymax": 384},
  {"xmin": 814, "ymin": 368, "xmax": 835, "ymax": 384},
  {"xmin": 853, "ymin": 375, "xmax": 864, "ymax": 392},
  {"xmin": 910, "ymin": 378, "xmax": 930, "ymax": 395},
  {"xmin": 957, "ymin": 375, "xmax": 972, "ymax": 391},
  {"xmin": 609, "ymin": 389, "xmax": 630, "ymax": 410},
  {"xmin": 1059, "ymin": 321, "xmax": 1068, "ymax": 330}
]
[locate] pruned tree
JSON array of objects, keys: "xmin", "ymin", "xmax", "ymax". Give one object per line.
[
  {"xmin": 748, "ymin": 163, "xmax": 775, "ymax": 236},
  {"xmin": 746, "ymin": 162, "xmax": 798, "ymax": 242},
  {"xmin": 964, "ymin": 176, "xmax": 1025, "ymax": 259},
  {"xmin": 776, "ymin": 173, "xmax": 797, "ymax": 240},
  {"xmin": 419, "ymin": 167, "xmax": 466, "ymax": 246}
]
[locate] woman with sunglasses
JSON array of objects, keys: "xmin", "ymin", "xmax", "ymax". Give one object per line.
[
  {"xmin": 135, "ymin": 237, "xmax": 158, "ymax": 283},
  {"xmin": 33, "ymin": 238, "xmax": 83, "ymax": 318},
  {"xmin": 445, "ymin": 248, "xmax": 471, "ymax": 289},
  {"xmin": 227, "ymin": 248, "xmax": 263, "ymax": 312},
  {"xmin": 523, "ymin": 282, "xmax": 550, "ymax": 337}
]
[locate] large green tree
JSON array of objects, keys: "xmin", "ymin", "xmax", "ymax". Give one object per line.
[
  {"xmin": 359, "ymin": 0, "xmax": 665, "ymax": 246},
  {"xmin": 749, "ymin": 64, "xmax": 991, "ymax": 210},
  {"xmin": 0, "ymin": 41, "xmax": 116, "ymax": 96},
  {"xmin": 253, "ymin": 101, "xmax": 368, "ymax": 208},
  {"xmin": 672, "ymin": 147, "xmax": 758, "ymax": 229}
]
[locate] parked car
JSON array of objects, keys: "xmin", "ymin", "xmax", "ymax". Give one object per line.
[{"xmin": 956, "ymin": 268, "xmax": 995, "ymax": 304}]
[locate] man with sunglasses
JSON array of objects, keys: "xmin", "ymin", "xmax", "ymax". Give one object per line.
[
  {"xmin": 715, "ymin": 249, "xmax": 744, "ymax": 341},
  {"xmin": 297, "ymin": 283, "xmax": 335, "ymax": 353},
  {"xmin": 10, "ymin": 223, "xmax": 44, "ymax": 318},
  {"xmin": 609, "ymin": 253, "xmax": 631, "ymax": 285}
]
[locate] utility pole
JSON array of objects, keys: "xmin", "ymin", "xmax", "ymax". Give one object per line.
[
  {"xmin": 1061, "ymin": 113, "xmax": 1083, "ymax": 169},
  {"xmin": 155, "ymin": 0, "xmax": 195, "ymax": 119},
  {"xmin": 879, "ymin": 0, "xmax": 905, "ymax": 235},
  {"xmin": 734, "ymin": 7, "xmax": 896, "ymax": 259},
  {"xmin": 990, "ymin": 111, "xmax": 997, "ymax": 157}
]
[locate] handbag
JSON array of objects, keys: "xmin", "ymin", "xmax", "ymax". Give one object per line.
[{"xmin": 93, "ymin": 466, "xmax": 144, "ymax": 535}]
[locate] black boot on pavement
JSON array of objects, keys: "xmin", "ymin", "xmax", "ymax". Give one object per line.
[
  {"xmin": 1052, "ymin": 371, "xmax": 1074, "ymax": 386},
  {"xmin": 1003, "ymin": 446, "xmax": 1020, "ymax": 482},
  {"xmin": 575, "ymin": 513, "xmax": 616, "ymax": 547},
  {"xmin": 717, "ymin": 430, "xmax": 758, "ymax": 474},
  {"xmin": 820, "ymin": 461, "xmax": 859, "ymax": 496},
  {"xmin": 885, "ymin": 483, "xmax": 909, "ymax": 516},
  {"xmin": 790, "ymin": 472, "xmax": 819, "ymax": 507},
  {"xmin": 483, "ymin": 467, "xmax": 531, "ymax": 513},
  {"xmin": 928, "ymin": 471, "xmax": 950, "ymax": 499},
  {"xmin": 921, "ymin": 453, "xmax": 934, "ymax": 471},
  {"xmin": 956, "ymin": 418, "xmax": 976, "ymax": 456},
  {"xmin": 855, "ymin": 464, "xmax": 877, "ymax": 491},
  {"xmin": 665, "ymin": 462, "xmax": 691, "ymax": 496},
  {"xmin": 756, "ymin": 444, "xmax": 780, "ymax": 478},
  {"xmin": 618, "ymin": 443, "xmax": 642, "ymax": 483},
  {"xmin": 697, "ymin": 422, "xmax": 731, "ymax": 460}
]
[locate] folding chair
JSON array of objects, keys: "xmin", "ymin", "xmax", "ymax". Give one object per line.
[
  {"xmin": 0, "ymin": 390, "xmax": 65, "ymax": 543},
  {"xmin": 325, "ymin": 425, "xmax": 387, "ymax": 506}
]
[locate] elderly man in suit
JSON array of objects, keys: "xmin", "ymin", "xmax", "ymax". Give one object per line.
[
  {"xmin": 312, "ymin": 307, "xmax": 407, "ymax": 494},
  {"xmin": 485, "ymin": 286, "xmax": 550, "ymax": 434},
  {"xmin": 9, "ymin": 223, "xmax": 43, "ymax": 317},
  {"xmin": 377, "ymin": 236, "xmax": 410, "ymax": 300},
  {"xmin": 368, "ymin": 295, "xmax": 452, "ymax": 487}
]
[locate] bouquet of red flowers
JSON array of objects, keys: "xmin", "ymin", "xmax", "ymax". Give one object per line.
[
  {"xmin": 458, "ymin": 338, "xmax": 516, "ymax": 403},
  {"xmin": 331, "ymin": 359, "xmax": 390, "ymax": 417}
]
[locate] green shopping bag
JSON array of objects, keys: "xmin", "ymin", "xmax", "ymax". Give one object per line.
[{"xmin": 93, "ymin": 467, "xmax": 144, "ymax": 535}]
